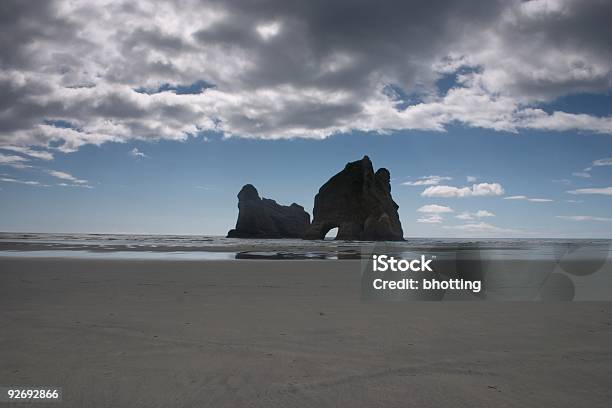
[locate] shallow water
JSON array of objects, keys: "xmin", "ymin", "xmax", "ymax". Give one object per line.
[{"xmin": 0, "ymin": 232, "xmax": 610, "ymax": 262}]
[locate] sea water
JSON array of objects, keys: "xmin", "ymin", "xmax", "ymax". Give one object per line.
[{"xmin": 0, "ymin": 232, "xmax": 610, "ymax": 262}]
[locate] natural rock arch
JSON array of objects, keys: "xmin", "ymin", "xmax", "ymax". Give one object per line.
[{"xmin": 304, "ymin": 156, "xmax": 404, "ymax": 241}]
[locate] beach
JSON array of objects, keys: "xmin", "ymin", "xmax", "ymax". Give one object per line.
[
  {"xmin": 3, "ymin": 0, "xmax": 612, "ymax": 406},
  {"xmin": 1, "ymin": 256, "xmax": 611, "ymax": 407}
]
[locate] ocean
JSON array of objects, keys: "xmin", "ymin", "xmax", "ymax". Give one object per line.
[{"xmin": 0, "ymin": 232, "xmax": 610, "ymax": 262}]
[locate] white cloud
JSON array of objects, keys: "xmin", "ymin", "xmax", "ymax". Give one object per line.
[
  {"xmin": 421, "ymin": 183, "xmax": 504, "ymax": 198},
  {"xmin": 422, "ymin": 186, "xmax": 471, "ymax": 198},
  {"xmin": 0, "ymin": 146, "xmax": 53, "ymax": 161},
  {"xmin": 417, "ymin": 214, "xmax": 443, "ymax": 224},
  {"xmin": 567, "ymin": 187, "xmax": 612, "ymax": 196},
  {"xmin": 256, "ymin": 21, "xmax": 282, "ymax": 41},
  {"xmin": 58, "ymin": 182, "xmax": 92, "ymax": 189},
  {"xmin": 0, "ymin": 153, "xmax": 29, "ymax": 166},
  {"xmin": 466, "ymin": 176, "xmax": 477, "ymax": 182},
  {"xmin": 472, "ymin": 183, "xmax": 505, "ymax": 196},
  {"xmin": 592, "ymin": 158, "xmax": 612, "ymax": 167},
  {"xmin": 528, "ymin": 198, "xmax": 554, "ymax": 202},
  {"xmin": 504, "ymin": 195, "xmax": 553, "ymax": 202},
  {"xmin": 130, "ymin": 148, "xmax": 148, "ymax": 158},
  {"xmin": 0, "ymin": 177, "xmax": 47, "ymax": 186},
  {"xmin": 402, "ymin": 175, "xmax": 451, "ymax": 186},
  {"xmin": 476, "ymin": 210, "xmax": 495, "ymax": 217},
  {"xmin": 417, "ymin": 204, "xmax": 454, "ymax": 214},
  {"xmin": 556, "ymin": 215, "xmax": 612, "ymax": 222},
  {"xmin": 443, "ymin": 222, "xmax": 516, "ymax": 234},
  {"xmin": 46, "ymin": 170, "xmax": 89, "ymax": 186},
  {"xmin": 456, "ymin": 209, "xmax": 495, "ymax": 220},
  {"xmin": 416, "ymin": 204, "xmax": 453, "ymax": 223},
  {"xmin": 573, "ymin": 157, "xmax": 612, "ymax": 176}
]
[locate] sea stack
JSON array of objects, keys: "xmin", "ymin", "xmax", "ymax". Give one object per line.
[
  {"xmin": 227, "ymin": 184, "xmax": 310, "ymax": 238},
  {"xmin": 304, "ymin": 156, "xmax": 404, "ymax": 241}
]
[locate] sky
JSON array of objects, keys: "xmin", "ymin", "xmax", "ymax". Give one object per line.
[{"xmin": 1, "ymin": 0, "xmax": 612, "ymax": 238}]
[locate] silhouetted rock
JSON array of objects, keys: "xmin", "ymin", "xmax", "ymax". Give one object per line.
[
  {"xmin": 227, "ymin": 184, "xmax": 310, "ymax": 238},
  {"xmin": 304, "ymin": 156, "xmax": 404, "ymax": 241}
]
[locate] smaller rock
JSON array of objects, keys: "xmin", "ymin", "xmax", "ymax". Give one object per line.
[{"xmin": 227, "ymin": 184, "xmax": 310, "ymax": 238}]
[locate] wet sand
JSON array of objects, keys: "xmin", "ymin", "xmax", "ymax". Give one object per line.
[{"xmin": 1, "ymin": 257, "xmax": 611, "ymax": 407}]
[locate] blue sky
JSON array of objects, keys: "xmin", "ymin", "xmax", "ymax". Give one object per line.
[
  {"xmin": 1, "ymin": 0, "xmax": 612, "ymax": 237},
  {"xmin": 2, "ymin": 118, "xmax": 611, "ymax": 237}
]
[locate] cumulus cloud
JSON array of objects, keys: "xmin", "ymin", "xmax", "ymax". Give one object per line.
[
  {"xmin": 504, "ymin": 195, "xmax": 553, "ymax": 202},
  {"xmin": 422, "ymin": 182, "xmax": 504, "ymax": 198},
  {"xmin": 417, "ymin": 204, "xmax": 454, "ymax": 213},
  {"xmin": 567, "ymin": 187, "xmax": 612, "ymax": 195},
  {"xmin": 402, "ymin": 176, "xmax": 452, "ymax": 186},
  {"xmin": 556, "ymin": 215, "xmax": 612, "ymax": 222},
  {"xmin": 456, "ymin": 210, "xmax": 495, "ymax": 220},
  {"xmin": 1, "ymin": 0, "xmax": 612, "ymax": 153},
  {"xmin": 416, "ymin": 204, "xmax": 453, "ymax": 223},
  {"xmin": 417, "ymin": 214, "xmax": 444, "ymax": 224}
]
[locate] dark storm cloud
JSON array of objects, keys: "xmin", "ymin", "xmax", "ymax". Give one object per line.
[
  {"xmin": 0, "ymin": 0, "xmax": 92, "ymax": 71},
  {"xmin": 121, "ymin": 28, "xmax": 196, "ymax": 55},
  {"xmin": 194, "ymin": 0, "xmax": 505, "ymax": 91},
  {"xmin": 488, "ymin": 0, "xmax": 612, "ymax": 99},
  {"xmin": 1, "ymin": 0, "xmax": 612, "ymax": 152}
]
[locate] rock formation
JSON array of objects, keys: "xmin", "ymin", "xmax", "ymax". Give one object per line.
[
  {"xmin": 304, "ymin": 156, "xmax": 404, "ymax": 241},
  {"xmin": 227, "ymin": 184, "xmax": 310, "ymax": 238}
]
